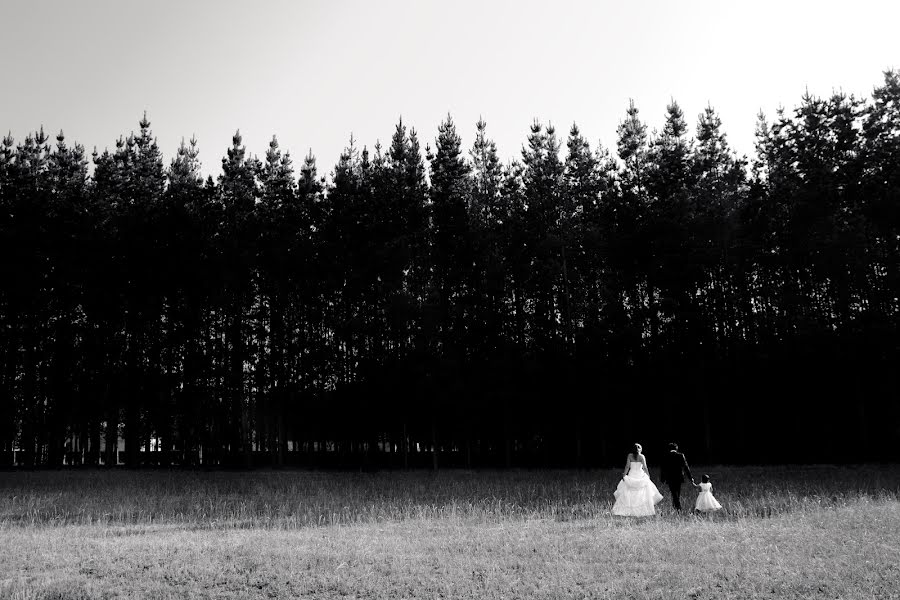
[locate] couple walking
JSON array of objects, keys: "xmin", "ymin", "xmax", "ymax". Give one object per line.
[{"xmin": 612, "ymin": 442, "xmax": 719, "ymax": 516}]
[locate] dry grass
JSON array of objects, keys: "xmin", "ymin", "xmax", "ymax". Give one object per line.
[
  {"xmin": 0, "ymin": 466, "xmax": 898, "ymax": 599},
  {"xmin": 2, "ymin": 465, "xmax": 898, "ymax": 527}
]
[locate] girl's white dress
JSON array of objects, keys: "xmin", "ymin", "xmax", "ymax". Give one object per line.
[
  {"xmin": 612, "ymin": 461, "xmax": 664, "ymax": 516},
  {"xmin": 695, "ymin": 482, "xmax": 722, "ymax": 512}
]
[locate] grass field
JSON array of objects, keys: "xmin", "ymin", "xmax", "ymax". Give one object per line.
[{"xmin": 1, "ymin": 466, "xmax": 899, "ymax": 599}]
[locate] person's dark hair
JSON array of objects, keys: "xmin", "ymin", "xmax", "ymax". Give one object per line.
[
  {"xmin": 702, "ymin": 474, "xmax": 710, "ymax": 483},
  {"xmin": 632, "ymin": 443, "xmax": 642, "ymax": 456},
  {"xmin": 668, "ymin": 442, "xmax": 678, "ymax": 451}
]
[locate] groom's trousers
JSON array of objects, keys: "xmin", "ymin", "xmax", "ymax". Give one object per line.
[{"xmin": 666, "ymin": 481, "xmax": 682, "ymax": 510}]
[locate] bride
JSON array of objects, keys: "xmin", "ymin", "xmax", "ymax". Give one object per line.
[{"xmin": 612, "ymin": 443, "xmax": 664, "ymax": 516}]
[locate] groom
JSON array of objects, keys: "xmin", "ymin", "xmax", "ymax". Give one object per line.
[{"xmin": 660, "ymin": 442, "xmax": 694, "ymax": 510}]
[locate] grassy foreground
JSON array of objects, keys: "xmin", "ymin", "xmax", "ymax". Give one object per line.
[{"xmin": 1, "ymin": 466, "xmax": 898, "ymax": 599}]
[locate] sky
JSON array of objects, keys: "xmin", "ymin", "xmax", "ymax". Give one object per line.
[{"xmin": 1, "ymin": 0, "xmax": 897, "ymax": 179}]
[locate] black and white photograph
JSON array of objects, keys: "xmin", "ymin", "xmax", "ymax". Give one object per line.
[{"xmin": 1, "ymin": 0, "xmax": 899, "ymax": 597}]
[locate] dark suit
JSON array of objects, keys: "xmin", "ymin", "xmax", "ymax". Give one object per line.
[{"xmin": 660, "ymin": 450, "xmax": 693, "ymax": 510}]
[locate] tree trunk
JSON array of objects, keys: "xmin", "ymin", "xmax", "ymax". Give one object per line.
[
  {"xmin": 21, "ymin": 336, "xmax": 38, "ymax": 467},
  {"xmin": 402, "ymin": 421, "xmax": 409, "ymax": 470},
  {"xmin": 465, "ymin": 429, "xmax": 472, "ymax": 470},
  {"xmin": 228, "ymin": 305, "xmax": 250, "ymax": 468},
  {"xmin": 105, "ymin": 393, "xmax": 118, "ymax": 468},
  {"xmin": 575, "ymin": 420, "xmax": 583, "ymax": 469},
  {"xmin": 503, "ymin": 396, "xmax": 512, "ymax": 469},
  {"xmin": 277, "ymin": 406, "xmax": 286, "ymax": 467},
  {"xmin": 0, "ymin": 328, "xmax": 16, "ymax": 466},
  {"xmin": 431, "ymin": 417, "xmax": 439, "ymax": 471},
  {"xmin": 124, "ymin": 398, "xmax": 140, "ymax": 468},
  {"xmin": 88, "ymin": 418, "xmax": 101, "ymax": 466}
]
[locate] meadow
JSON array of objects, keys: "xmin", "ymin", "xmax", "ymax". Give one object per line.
[{"xmin": 1, "ymin": 465, "xmax": 899, "ymax": 599}]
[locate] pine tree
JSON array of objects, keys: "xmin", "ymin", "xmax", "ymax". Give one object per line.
[
  {"xmin": 429, "ymin": 113, "xmax": 472, "ymax": 347},
  {"xmin": 0, "ymin": 132, "xmax": 15, "ymax": 464},
  {"xmin": 692, "ymin": 106, "xmax": 748, "ymax": 342},
  {"xmin": 644, "ymin": 99, "xmax": 696, "ymax": 353},
  {"xmin": 466, "ymin": 118, "xmax": 505, "ymax": 358},
  {"xmin": 521, "ymin": 120, "xmax": 564, "ymax": 355},
  {"xmin": 614, "ymin": 100, "xmax": 651, "ymax": 362},
  {"xmin": 862, "ymin": 70, "xmax": 900, "ymax": 322},
  {"xmin": 217, "ymin": 129, "xmax": 261, "ymax": 467},
  {"xmin": 168, "ymin": 136, "xmax": 203, "ymax": 194},
  {"xmin": 257, "ymin": 134, "xmax": 300, "ymax": 466},
  {"xmin": 44, "ymin": 131, "xmax": 89, "ymax": 466},
  {"xmin": 119, "ymin": 114, "xmax": 167, "ymax": 467},
  {"xmin": 9, "ymin": 128, "xmax": 53, "ymax": 466},
  {"xmin": 470, "ymin": 118, "xmax": 503, "ymax": 226},
  {"xmin": 427, "ymin": 114, "xmax": 473, "ymax": 468},
  {"xmin": 616, "ymin": 99, "xmax": 648, "ymax": 196},
  {"xmin": 561, "ymin": 123, "xmax": 599, "ymax": 351},
  {"xmin": 164, "ymin": 135, "xmax": 207, "ymax": 466},
  {"xmin": 0, "ymin": 130, "xmax": 48, "ymax": 465}
]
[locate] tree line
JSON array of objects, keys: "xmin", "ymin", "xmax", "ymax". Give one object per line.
[{"xmin": 1, "ymin": 71, "xmax": 898, "ymax": 469}]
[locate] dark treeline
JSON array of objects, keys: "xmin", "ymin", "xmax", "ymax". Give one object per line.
[{"xmin": 2, "ymin": 72, "xmax": 899, "ymax": 469}]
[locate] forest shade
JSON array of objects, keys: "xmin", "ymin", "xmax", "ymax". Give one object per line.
[{"xmin": 0, "ymin": 71, "xmax": 898, "ymax": 469}]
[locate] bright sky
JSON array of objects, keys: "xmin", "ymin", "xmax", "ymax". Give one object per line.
[{"xmin": 1, "ymin": 0, "xmax": 897, "ymax": 178}]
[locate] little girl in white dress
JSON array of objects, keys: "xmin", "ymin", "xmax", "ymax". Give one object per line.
[{"xmin": 693, "ymin": 474, "xmax": 722, "ymax": 512}]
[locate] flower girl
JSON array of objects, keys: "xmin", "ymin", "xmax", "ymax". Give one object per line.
[{"xmin": 693, "ymin": 474, "xmax": 722, "ymax": 512}]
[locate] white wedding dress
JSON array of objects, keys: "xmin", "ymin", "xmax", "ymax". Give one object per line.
[{"xmin": 612, "ymin": 461, "xmax": 664, "ymax": 516}]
